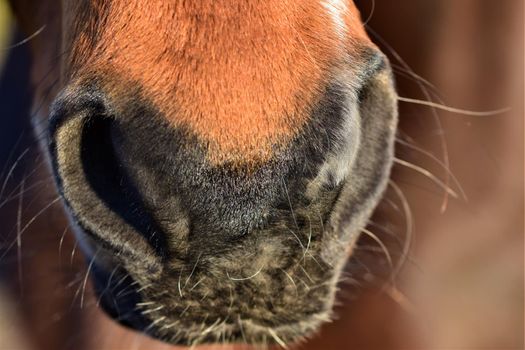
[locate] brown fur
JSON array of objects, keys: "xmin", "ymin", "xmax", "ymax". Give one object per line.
[{"xmin": 64, "ymin": 1, "xmax": 371, "ymax": 165}]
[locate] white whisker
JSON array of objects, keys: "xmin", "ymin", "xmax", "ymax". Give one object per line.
[
  {"xmin": 227, "ymin": 265, "xmax": 264, "ymax": 281},
  {"xmin": 183, "ymin": 252, "xmax": 202, "ymax": 289},
  {"xmin": 388, "ymin": 181, "xmax": 414, "ymax": 282},
  {"xmin": 80, "ymin": 250, "xmax": 100, "ymax": 308},
  {"xmin": 361, "ymin": 228, "xmax": 393, "ymax": 272},
  {"xmin": 1, "ymin": 25, "xmax": 46, "ymax": 51},
  {"xmin": 394, "ymin": 158, "xmax": 458, "ymax": 198},
  {"xmin": 267, "ymin": 328, "xmax": 288, "ymax": 349},
  {"xmin": 398, "ymin": 96, "xmax": 510, "ymax": 116},
  {"xmin": 16, "ymin": 178, "xmax": 24, "ymax": 294},
  {"xmin": 396, "ymin": 137, "xmax": 468, "ymax": 202}
]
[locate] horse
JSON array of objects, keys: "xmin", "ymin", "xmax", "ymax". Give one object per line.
[
  {"xmin": 1, "ymin": 1, "xmax": 522, "ymax": 349},
  {"xmin": 5, "ymin": 0, "xmax": 398, "ymax": 347}
]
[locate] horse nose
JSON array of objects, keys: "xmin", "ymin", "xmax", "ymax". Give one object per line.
[{"xmin": 45, "ymin": 48, "xmax": 398, "ymax": 344}]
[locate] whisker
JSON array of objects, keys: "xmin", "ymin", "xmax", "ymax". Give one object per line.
[
  {"xmin": 267, "ymin": 328, "xmax": 288, "ymax": 349},
  {"xmin": 281, "ymin": 178, "xmax": 298, "ymax": 229},
  {"xmin": 135, "ymin": 283, "xmax": 151, "ymax": 293},
  {"xmin": 299, "ymin": 265, "xmax": 314, "ymax": 283},
  {"xmin": 0, "ymin": 148, "xmax": 29, "ymax": 199},
  {"xmin": 388, "ymin": 181, "xmax": 414, "ymax": 282},
  {"xmin": 144, "ymin": 316, "xmax": 166, "ymax": 333},
  {"xmin": 80, "ymin": 250, "xmax": 100, "ymax": 309},
  {"xmin": 398, "ymin": 96, "xmax": 510, "ymax": 116},
  {"xmin": 396, "ymin": 137, "xmax": 468, "ymax": 201},
  {"xmin": 65, "ymin": 273, "xmax": 84, "ymax": 289},
  {"xmin": 189, "ymin": 277, "xmax": 205, "ymax": 292},
  {"xmin": 385, "ymin": 285, "xmax": 418, "ymax": 316},
  {"xmin": 394, "ymin": 158, "xmax": 458, "ymax": 198},
  {"xmin": 367, "ymin": 27, "xmax": 453, "ymax": 212},
  {"xmin": 361, "ymin": 228, "xmax": 393, "ymax": 273},
  {"xmin": 0, "ymin": 173, "xmax": 51, "ymax": 209},
  {"xmin": 179, "ymin": 305, "xmax": 191, "ymax": 317},
  {"xmin": 238, "ymin": 316, "xmax": 247, "ymax": 344},
  {"xmin": 58, "ymin": 225, "xmax": 70, "ymax": 271},
  {"xmin": 97, "ymin": 265, "xmax": 120, "ymax": 307},
  {"xmin": 115, "ymin": 278, "xmax": 139, "ymax": 298},
  {"xmin": 0, "ymin": 196, "xmax": 61, "ymax": 261},
  {"xmin": 141, "ymin": 305, "xmax": 164, "ymax": 315},
  {"xmin": 0, "ymin": 132, "xmax": 26, "ymax": 181},
  {"xmin": 227, "ymin": 265, "xmax": 264, "ymax": 281},
  {"xmin": 363, "ymin": 0, "xmax": 376, "ymax": 26},
  {"xmin": 280, "ymin": 269, "xmax": 298, "ymax": 296},
  {"xmin": 1, "ymin": 25, "xmax": 46, "ymax": 51},
  {"xmin": 202, "ymin": 317, "xmax": 222, "ymax": 336},
  {"xmin": 136, "ymin": 301, "xmax": 156, "ymax": 307},
  {"xmin": 302, "ymin": 214, "xmax": 312, "ymax": 261},
  {"xmin": 287, "ymin": 228, "xmax": 306, "ymax": 256},
  {"xmin": 392, "ymin": 64, "xmax": 441, "ymax": 96},
  {"xmin": 177, "ymin": 268, "xmax": 184, "ymax": 298},
  {"xmin": 16, "ymin": 178, "xmax": 25, "ymax": 295},
  {"xmin": 183, "ymin": 252, "xmax": 202, "ymax": 289},
  {"xmin": 381, "ymin": 196, "xmax": 400, "ymax": 212},
  {"xmin": 70, "ymin": 239, "xmax": 78, "ymax": 267},
  {"xmin": 367, "ymin": 220, "xmax": 400, "ymax": 243}
]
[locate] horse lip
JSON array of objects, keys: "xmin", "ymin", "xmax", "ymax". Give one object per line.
[
  {"xmin": 141, "ymin": 309, "xmax": 332, "ymax": 346},
  {"xmin": 91, "ymin": 255, "xmax": 335, "ymax": 345}
]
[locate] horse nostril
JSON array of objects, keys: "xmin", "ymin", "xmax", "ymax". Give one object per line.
[
  {"xmin": 80, "ymin": 117, "xmax": 167, "ymax": 253},
  {"xmin": 49, "ymin": 89, "xmax": 166, "ymax": 275}
]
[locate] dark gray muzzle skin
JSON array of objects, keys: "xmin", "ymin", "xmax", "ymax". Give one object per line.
[{"xmin": 47, "ymin": 50, "xmax": 398, "ymax": 346}]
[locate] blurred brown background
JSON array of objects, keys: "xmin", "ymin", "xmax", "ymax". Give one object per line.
[{"xmin": 0, "ymin": 1, "xmax": 523, "ymax": 349}]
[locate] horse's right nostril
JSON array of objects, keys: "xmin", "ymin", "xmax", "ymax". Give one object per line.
[
  {"xmin": 80, "ymin": 117, "xmax": 168, "ymax": 255},
  {"xmin": 49, "ymin": 89, "xmax": 166, "ymax": 276}
]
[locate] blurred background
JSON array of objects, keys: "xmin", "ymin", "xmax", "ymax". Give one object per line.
[{"xmin": 0, "ymin": 1, "xmax": 523, "ymax": 349}]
